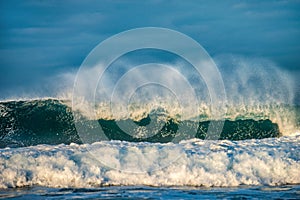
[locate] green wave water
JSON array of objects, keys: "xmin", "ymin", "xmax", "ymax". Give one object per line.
[{"xmin": 1, "ymin": 98, "xmax": 298, "ymax": 148}]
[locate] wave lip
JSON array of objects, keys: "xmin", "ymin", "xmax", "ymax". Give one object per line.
[{"xmin": 0, "ymin": 135, "xmax": 300, "ymax": 188}]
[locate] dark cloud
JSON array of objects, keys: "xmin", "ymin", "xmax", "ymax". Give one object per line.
[{"xmin": 0, "ymin": 0, "xmax": 299, "ymax": 99}]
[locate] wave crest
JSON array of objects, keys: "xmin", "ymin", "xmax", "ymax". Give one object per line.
[{"xmin": 1, "ymin": 98, "xmax": 298, "ymax": 147}]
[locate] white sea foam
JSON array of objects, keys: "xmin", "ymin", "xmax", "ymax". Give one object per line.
[{"xmin": 1, "ymin": 135, "xmax": 299, "ymax": 188}]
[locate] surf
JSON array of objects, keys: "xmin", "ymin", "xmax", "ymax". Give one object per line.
[
  {"xmin": 0, "ymin": 98, "xmax": 298, "ymax": 148},
  {"xmin": 1, "ymin": 134, "xmax": 300, "ymax": 188}
]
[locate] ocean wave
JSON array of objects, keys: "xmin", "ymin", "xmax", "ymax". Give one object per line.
[
  {"xmin": 0, "ymin": 135, "xmax": 299, "ymax": 188},
  {"xmin": 0, "ymin": 98, "xmax": 299, "ymax": 147}
]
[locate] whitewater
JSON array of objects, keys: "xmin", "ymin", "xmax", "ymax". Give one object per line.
[{"xmin": 1, "ymin": 134, "xmax": 300, "ymax": 189}]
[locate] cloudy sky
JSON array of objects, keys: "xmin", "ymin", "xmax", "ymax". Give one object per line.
[{"xmin": 0, "ymin": 0, "xmax": 299, "ymax": 102}]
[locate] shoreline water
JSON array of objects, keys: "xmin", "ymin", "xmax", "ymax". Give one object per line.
[{"xmin": 1, "ymin": 185, "xmax": 300, "ymax": 199}]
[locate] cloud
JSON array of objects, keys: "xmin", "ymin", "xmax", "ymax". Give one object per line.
[{"xmin": 0, "ymin": 0, "xmax": 299, "ymax": 99}]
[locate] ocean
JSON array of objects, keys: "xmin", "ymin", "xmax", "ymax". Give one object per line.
[{"xmin": 0, "ymin": 98, "xmax": 299, "ymax": 199}]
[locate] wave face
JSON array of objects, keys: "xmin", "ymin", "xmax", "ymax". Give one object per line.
[
  {"xmin": 0, "ymin": 135, "xmax": 300, "ymax": 188},
  {"xmin": 0, "ymin": 99, "xmax": 79, "ymax": 148},
  {"xmin": 1, "ymin": 98, "xmax": 298, "ymax": 147}
]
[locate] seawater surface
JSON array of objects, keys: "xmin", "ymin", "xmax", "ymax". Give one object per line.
[
  {"xmin": 0, "ymin": 99, "xmax": 300, "ymax": 199},
  {"xmin": 1, "ymin": 185, "xmax": 300, "ymax": 199}
]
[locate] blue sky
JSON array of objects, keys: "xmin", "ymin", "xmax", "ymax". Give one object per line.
[{"xmin": 0, "ymin": 0, "xmax": 300, "ymax": 101}]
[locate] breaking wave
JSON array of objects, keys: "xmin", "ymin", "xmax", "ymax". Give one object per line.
[
  {"xmin": 0, "ymin": 135, "xmax": 300, "ymax": 188},
  {"xmin": 0, "ymin": 98, "xmax": 299, "ymax": 147}
]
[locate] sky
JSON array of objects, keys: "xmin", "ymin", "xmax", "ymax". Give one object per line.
[{"xmin": 0, "ymin": 0, "xmax": 300, "ymax": 102}]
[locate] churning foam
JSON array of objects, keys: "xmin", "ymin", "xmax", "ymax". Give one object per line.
[{"xmin": 1, "ymin": 134, "xmax": 299, "ymax": 188}]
